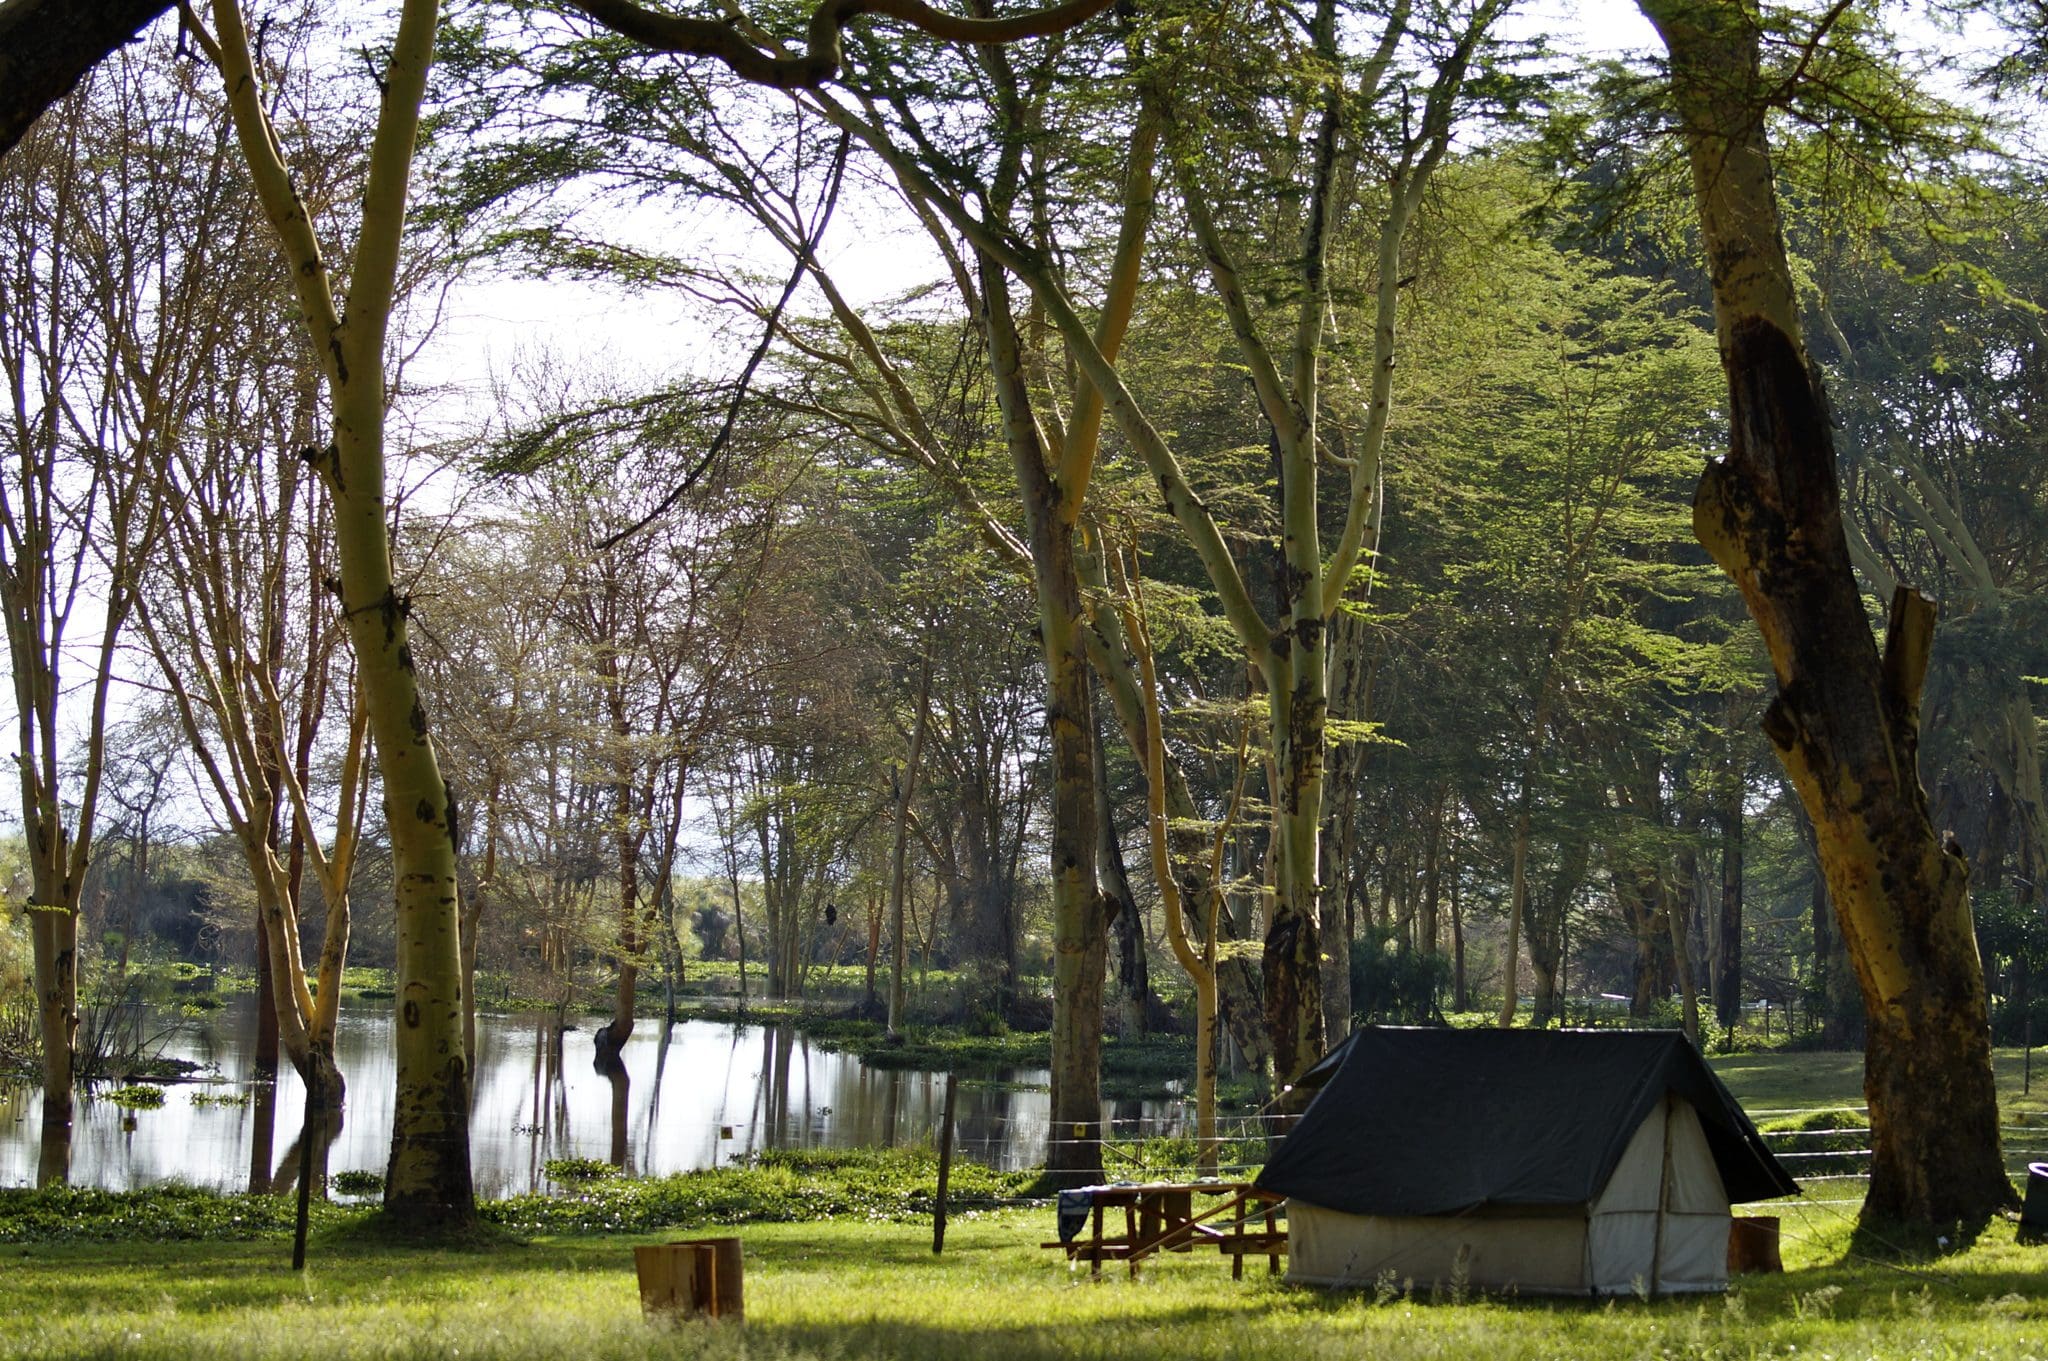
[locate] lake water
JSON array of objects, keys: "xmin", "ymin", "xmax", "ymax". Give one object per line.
[{"xmin": 0, "ymin": 999, "xmax": 1186, "ymax": 1196}]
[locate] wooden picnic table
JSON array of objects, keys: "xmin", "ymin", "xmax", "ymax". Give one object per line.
[{"xmin": 1041, "ymin": 1181, "xmax": 1287, "ymax": 1279}]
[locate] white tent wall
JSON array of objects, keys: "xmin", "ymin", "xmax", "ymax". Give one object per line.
[
  {"xmin": 1286, "ymin": 1096, "xmax": 1733, "ymax": 1297},
  {"xmin": 1289, "ymin": 1203, "xmax": 1594, "ymax": 1294},
  {"xmin": 1585, "ymin": 1096, "xmax": 1732, "ymax": 1295}
]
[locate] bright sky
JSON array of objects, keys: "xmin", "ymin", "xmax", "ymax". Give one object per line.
[
  {"xmin": 5, "ymin": 0, "xmax": 2022, "ymax": 848},
  {"xmin": 411, "ymin": 0, "xmax": 1673, "ymax": 436},
  {"xmin": 410, "ymin": 0, "xmax": 2010, "ymax": 442}
]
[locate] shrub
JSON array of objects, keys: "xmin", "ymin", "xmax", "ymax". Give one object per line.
[
  {"xmin": 1759, "ymin": 1107, "xmax": 1870, "ymax": 1179},
  {"xmin": 544, "ymin": 1158, "xmax": 619, "ymax": 1183},
  {"xmin": 487, "ymin": 1146, "xmax": 1035, "ymax": 1235},
  {"xmin": 331, "ymin": 1170, "xmax": 383, "ymax": 1197},
  {"xmin": 0, "ymin": 1185, "xmax": 325, "ymax": 1243}
]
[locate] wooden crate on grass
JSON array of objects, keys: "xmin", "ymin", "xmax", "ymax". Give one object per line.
[{"xmin": 635, "ymin": 1237, "xmax": 744, "ymax": 1322}]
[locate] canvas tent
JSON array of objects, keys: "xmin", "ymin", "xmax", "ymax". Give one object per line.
[{"xmin": 1255, "ymin": 1027, "xmax": 1798, "ymax": 1297}]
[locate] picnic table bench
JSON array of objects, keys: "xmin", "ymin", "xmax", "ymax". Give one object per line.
[{"xmin": 1041, "ymin": 1181, "xmax": 1287, "ymax": 1278}]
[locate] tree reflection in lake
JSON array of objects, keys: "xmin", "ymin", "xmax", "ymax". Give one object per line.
[
  {"xmin": 0, "ymin": 999, "xmax": 1188, "ymax": 1193},
  {"xmin": 269, "ymin": 1100, "xmax": 342, "ymax": 1198},
  {"xmin": 595, "ymin": 1038, "xmax": 630, "ymax": 1172},
  {"xmin": 248, "ymin": 1075, "xmax": 276, "ymax": 1196},
  {"xmin": 37, "ymin": 1119, "xmax": 68, "ymax": 1188}
]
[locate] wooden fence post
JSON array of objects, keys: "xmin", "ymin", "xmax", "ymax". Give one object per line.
[{"xmin": 933, "ymin": 1072, "xmax": 958, "ymax": 1254}]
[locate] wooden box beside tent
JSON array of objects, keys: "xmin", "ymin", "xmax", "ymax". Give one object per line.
[
  {"xmin": 1726, "ymin": 1216, "xmax": 1782, "ymax": 1274},
  {"xmin": 635, "ymin": 1237, "xmax": 744, "ymax": 1322}
]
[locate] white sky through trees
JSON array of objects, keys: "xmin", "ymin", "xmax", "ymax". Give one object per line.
[{"xmin": 0, "ymin": 0, "xmax": 2021, "ymax": 854}]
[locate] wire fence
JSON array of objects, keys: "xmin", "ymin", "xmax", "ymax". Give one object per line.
[{"xmin": 1014, "ymin": 1103, "xmax": 2048, "ymax": 1189}]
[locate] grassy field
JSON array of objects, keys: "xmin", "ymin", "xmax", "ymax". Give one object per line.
[
  {"xmin": 7, "ymin": 1047, "xmax": 2048, "ymax": 1359},
  {"xmin": 5, "ymin": 1205, "xmax": 2048, "ymax": 1361},
  {"xmin": 1711, "ymin": 1045, "xmax": 2048, "ymax": 1172}
]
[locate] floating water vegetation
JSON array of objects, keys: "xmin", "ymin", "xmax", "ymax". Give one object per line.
[
  {"xmin": 189, "ymin": 1089, "xmax": 251, "ymax": 1108},
  {"xmin": 105, "ymin": 1084, "xmax": 166, "ymax": 1109}
]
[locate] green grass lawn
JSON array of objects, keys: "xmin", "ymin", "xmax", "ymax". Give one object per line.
[
  {"xmin": 5, "ymin": 1207, "xmax": 2048, "ymax": 1361},
  {"xmin": 8, "ymin": 1047, "xmax": 2048, "ymax": 1360},
  {"xmin": 1710, "ymin": 1044, "xmax": 2048, "ymax": 1118}
]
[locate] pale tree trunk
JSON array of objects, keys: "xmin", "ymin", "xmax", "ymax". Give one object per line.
[
  {"xmin": 1450, "ymin": 844, "xmax": 1468, "ymax": 1011},
  {"xmin": 1520, "ymin": 829, "xmax": 1589, "ymax": 1029},
  {"xmin": 1640, "ymin": 0, "xmax": 2012, "ymax": 1233},
  {"xmin": 738, "ymin": 59, "xmax": 1137, "ymax": 1154},
  {"xmin": 789, "ymin": 0, "xmax": 1502, "ymax": 1094},
  {"xmin": 1717, "ymin": 741, "xmax": 1745, "ymax": 1031},
  {"xmin": 134, "ymin": 407, "xmax": 364, "ymax": 1111},
  {"xmin": 1121, "ymin": 561, "xmax": 1222, "ymax": 1175},
  {"xmin": 981, "ymin": 255, "xmax": 1105, "ymax": 1182},
  {"xmin": 1498, "ymin": 797, "xmax": 1532, "ymax": 1028},
  {"xmin": 1670, "ymin": 848, "xmax": 1702, "ymax": 1046},
  {"xmin": 26, "ymin": 879, "xmax": 77, "ymax": 1132},
  {"xmin": 601, "ymin": 665, "xmax": 642, "ymax": 1063},
  {"xmin": 1080, "ymin": 553, "xmax": 1274, "ymax": 1078},
  {"xmin": 961, "ymin": 60, "xmax": 1161, "ymax": 1180},
  {"xmin": 203, "ymin": 0, "xmax": 474, "ymax": 1226},
  {"xmin": 463, "ymin": 767, "xmax": 502, "ymax": 1076},
  {"xmin": 1615, "ymin": 754, "xmax": 1684, "ymax": 1019},
  {"xmin": 887, "ymin": 652, "xmax": 932, "ymax": 1038},
  {"xmin": 1094, "ymin": 707, "xmax": 1155, "ymax": 1035},
  {"xmin": 2, "ymin": 93, "xmax": 163, "ymax": 1145},
  {"xmin": 1419, "ymin": 785, "xmax": 1446, "ymax": 964},
  {"xmin": 1523, "ymin": 889, "xmax": 1558, "ymax": 1028},
  {"xmin": 1318, "ymin": 608, "xmax": 1375, "ymax": 1044}
]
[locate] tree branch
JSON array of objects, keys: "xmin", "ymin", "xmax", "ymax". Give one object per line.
[
  {"xmin": 560, "ymin": 0, "xmax": 1115, "ymax": 88},
  {"xmin": 0, "ymin": 0, "xmax": 174, "ymax": 160}
]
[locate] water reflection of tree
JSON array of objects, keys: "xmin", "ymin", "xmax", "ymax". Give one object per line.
[
  {"xmin": 248, "ymin": 1075, "xmax": 276, "ymax": 1196},
  {"xmin": 268, "ymin": 1103, "xmax": 343, "ymax": 1198},
  {"xmin": 517, "ymin": 1012, "xmax": 575, "ymax": 1192},
  {"xmin": 594, "ymin": 1031, "xmax": 631, "ymax": 1172},
  {"xmin": 639, "ymin": 1019, "xmax": 673, "ymax": 1171},
  {"xmin": 37, "ymin": 1121, "xmax": 68, "ymax": 1188}
]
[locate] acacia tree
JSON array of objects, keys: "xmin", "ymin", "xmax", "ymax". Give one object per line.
[
  {"xmin": 426, "ymin": 0, "xmax": 1130, "ymax": 1178},
  {"xmin": 0, "ymin": 49, "xmax": 188, "ymax": 1152},
  {"xmin": 133, "ymin": 336, "xmax": 367, "ymax": 1107},
  {"xmin": 446, "ymin": 0, "xmax": 1510, "ymax": 1106},
  {"xmin": 1637, "ymin": 0, "xmax": 2012, "ymax": 1233},
  {"xmin": 703, "ymin": 464, "xmax": 888, "ymax": 1002},
  {"xmin": 1820, "ymin": 195, "xmax": 2048, "ymax": 933},
  {"xmin": 409, "ymin": 509, "xmax": 572, "ymax": 1066},
  {"xmin": 99, "ymin": 22, "xmax": 371, "ymax": 1104},
  {"xmin": 188, "ymin": 0, "xmax": 474, "ymax": 1223},
  {"xmin": 1120, "ymin": 549, "xmax": 1243, "ymax": 1172},
  {"xmin": 542, "ymin": 462, "xmax": 747, "ymax": 1060},
  {"xmin": 717, "ymin": 0, "xmax": 1509, "ymax": 1095},
  {"xmin": 899, "ymin": 544, "xmax": 1043, "ymax": 1023}
]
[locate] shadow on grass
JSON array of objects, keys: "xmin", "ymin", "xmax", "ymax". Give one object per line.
[{"xmin": 319, "ymin": 1210, "xmax": 529, "ymax": 1253}]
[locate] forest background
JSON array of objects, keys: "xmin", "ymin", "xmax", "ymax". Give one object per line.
[{"xmin": 1, "ymin": 0, "xmax": 2045, "ymax": 1233}]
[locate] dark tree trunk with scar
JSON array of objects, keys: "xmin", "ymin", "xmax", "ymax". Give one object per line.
[{"xmin": 1641, "ymin": 0, "xmax": 2012, "ymax": 1236}]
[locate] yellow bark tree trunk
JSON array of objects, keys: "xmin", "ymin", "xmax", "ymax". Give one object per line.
[
  {"xmin": 1640, "ymin": 0, "xmax": 2012, "ymax": 1234},
  {"xmin": 204, "ymin": 0, "xmax": 473, "ymax": 1225}
]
